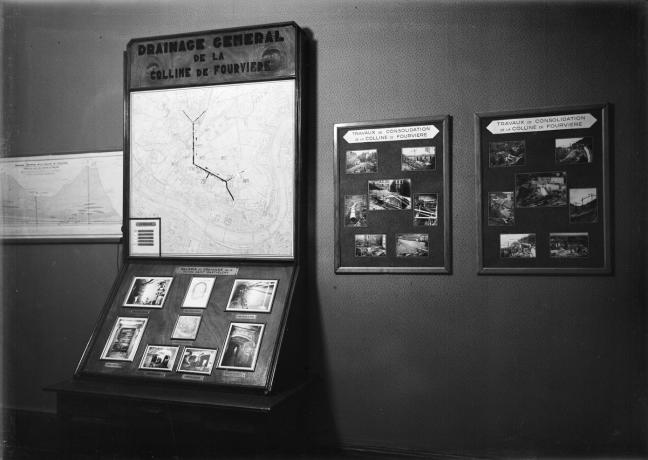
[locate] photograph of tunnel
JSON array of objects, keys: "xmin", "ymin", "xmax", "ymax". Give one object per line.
[
  {"xmin": 225, "ymin": 279, "xmax": 278, "ymax": 313},
  {"xmin": 218, "ymin": 323, "xmax": 265, "ymax": 371}
]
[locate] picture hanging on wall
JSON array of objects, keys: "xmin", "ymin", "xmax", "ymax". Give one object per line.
[
  {"xmin": 334, "ymin": 116, "xmax": 451, "ymax": 274},
  {"xmin": 475, "ymin": 104, "xmax": 611, "ymax": 274}
]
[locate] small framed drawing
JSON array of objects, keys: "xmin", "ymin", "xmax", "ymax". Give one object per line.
[
  {"xmin": 100, "ymin": 317, "xmax": 148, "ymax": 361},
  {"xmin": 225, "ymin": 280, "xmax": 278, "ymax": 313},
  {"xmin": 182, "ymin": 277, "xmax": 215, "ymax": 308},
  {"xmin": 334, "ymin": 116, "xmax": 451, "ymax": 274},
  {"xmin": 171, "ymin": 315, "xmax": 202, "ymax": 340},
  {"xmin": 476, "ymin": 104, "xmax": 610, "ymax": 274},
  {"xmin": 123, "ymin": 276, "xmax": 173, "ymax": 308},
  {"xmin": 138, "ymin": 345, "xmax": 179, "ymax": 371},
  {"xmin": 177, "ymin": 347, "xmax": 218, "ymax": 375},
  {"xmin": 218, "ymin": 323, "xmax": 265, "ymax": 371}
]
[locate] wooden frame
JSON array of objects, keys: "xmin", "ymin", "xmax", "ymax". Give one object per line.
[
  {"xmin": 475, "ymin": 104, "xmax": 611, "ymax": 274},
  {"xmin": 334, "ymin": 116, "xmax": 451, "ymax": 274}
]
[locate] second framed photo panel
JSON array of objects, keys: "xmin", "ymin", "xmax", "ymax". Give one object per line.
[
  {"xmin": 334, "ymin": 116, "xmax": 451, "ymax": 273},
  {"xmin": 476, "ymin": 104, "xmax": 610, "ymax": 274}
]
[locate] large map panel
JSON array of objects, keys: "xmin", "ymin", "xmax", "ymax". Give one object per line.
[{"xmin": 129, "ymin": 80, "xmax": 295, "ymax": 258}]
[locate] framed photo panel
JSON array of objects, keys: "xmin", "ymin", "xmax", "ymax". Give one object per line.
[
  {"xmin": 475, "ymin": 104, "xmax": 611, "ymax": 274},
  {"xmin": 334, "ymin": 116, "xmax": 451, "ymax": 273}
]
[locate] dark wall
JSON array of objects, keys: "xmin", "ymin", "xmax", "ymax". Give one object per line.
[{"xmin": 2, "ymin": 0, "xmax": 646, "ymax": 457}]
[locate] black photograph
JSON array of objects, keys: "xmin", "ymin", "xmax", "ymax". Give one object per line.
[
  {"xmin": 344, "ymin": 194, "xmax": 368, "ymax": 227},
  {"xmin": 225, "ymin": 279, "xmax": 278, "ymax": 313},
  {"xmin": 123, "ymin": 276, "xmax": 173, "ymax": 308},
  {"xmin": 413, "ymin": 193, "xmax": 438, "ymax": 226},
  {"xmin": 218, "ymin": 323, "xmax": 265, "ymax": 371},
  {"xmin": 345, "ymin": 149, "xmax": 377, "ymax": 174},
  {"xmin": 171, "ymin": 315, "xmax": 202, "ymax": 340},
  {"xmin": 401, "ymin": 146, "xmax": 435, "ymax": 171},
  {"xmin": 549, "ymin": 232, "xmax": 590, "ymax": 258},
  {"xmin": 354, "ymin": 234, "xmax": 387, "ymax": 257},
  {"xmin": 489, "ymin": 140, "xmax": 525, "ymax": 167},
  {"xmin": 569, "ymin": 188, "xmax": 598, "ymax": 224},
  {"xmin": 181, "ymin": 277, "xmax": 215, "ymax": 309},
  {"xmin": 138, "ymin": 345, "xmax": 180, "ymax": 372},
  {"xmin": 396, "ymin": 233, "xmax": 429, "ymax": 257},
  {"xmin": 499, "ymin": 233, "xmax": 537, "ymax": 258},
  {"xmin": 488, "ymin": 191, "xmax": 515, "ymax": 226},
  {"xmin": 368, "ymin": 179, "xmax": 412, "ymax": 211},
  {"xmin": 100, "ymin": 317, "xmax": 148, "ymax": 361},
  {"xmin": 177, "ymin": 347, "xmax": 218, "ymax": 375},
  {"xmin": 555, "ymin": 137, "xmax": 593, "ymax": 164},
  {"xmin": 515, "ymin": 171, "xmax": 567, "ymax": 208}
]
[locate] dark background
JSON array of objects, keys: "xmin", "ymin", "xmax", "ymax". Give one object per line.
[{"xmin": 2, "ymin": 0, "xmax": 646, "ymax": 457}]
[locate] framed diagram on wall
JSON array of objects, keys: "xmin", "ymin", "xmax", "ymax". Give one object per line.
[
  {"xmin": 334, "ymin": 116, "xmax": 451, "ymax": 274},
  {"xmin": 475, "ymin": 104, "xmax": 611, "ymax": 274}
]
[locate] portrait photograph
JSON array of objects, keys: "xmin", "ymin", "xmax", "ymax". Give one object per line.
[
  {"xmin": 171, "ymin": 315, "xmax": 202, "ymax": 340},
  {"xmin": 343, "ymin": 194, "xmax": 368, "ymax": 227},
  {"xmin": 489, "ymin": 140, "xmax": 525, "ymax": 167},
  {"xmin": 396, "ymin": 234, "xmax": 429, "ymax": 257},
  {"xmin": 182, "ymin": 277, "xmax": 215, "ymax": 308},
  {"xmin": 177, "ymin": 347, "xmax": 218, "ymax": 375},
  {"xmin": 225, "ymin": 279, "xmax": 278, "ymax": 313},
  {"xmin": 555, "ymin": 137, "xmax": 593, "ymax": 164},
  {"xmin": 354, "ymin": 234, "xmax": 387, "ymax": 257},
  {"xmin": 413, "ymin": 193, "xmax": 438, "ymax": 226},
  {"xmin": 499, "ymin": 233, "xmax": 537, "ymax": 258},
  {"xmin": 488, "ymin": 191, "xmax": 515, "ymax": 226},
  {"xmin": 138, "ymin": 345, "xmax": 180, "ymax": 372},
  {"xmin": 569, "ymin": 188, "xmax": 598, "ymax": 224},
  {"xmin": 100, "ymin": 317, "xmax": 148, "ymax": 361},
  {"xmin": 368, "ymin": 179, "xmax": 412, "ymax": 210},
  {"xmin": 218, "ymin": 323, "xmax": 265, "ymax": 371},
  {"xmin": 123, "ymin": 276, "xmax": 173, "ymax": 308},
  {"xmin": 515, "ymin": 171, "xmax": 567, "ymax": 208},
  {"xmin": 401, "ymin": 146, "xmax": 435, "ymax": 171},
  {"xmin": 345, "ymin": 149, "xmax": 377, "ymax": 174},
  {"xmin": 549, "ymin": 232, "xmax": 590, "ymax": 258}
]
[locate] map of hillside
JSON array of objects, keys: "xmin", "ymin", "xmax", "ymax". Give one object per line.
[{"xmin": 129, "ymin": 80, "xmax": 295, "ymax": 258}]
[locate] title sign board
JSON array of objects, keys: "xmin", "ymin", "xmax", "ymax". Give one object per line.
[{"xmin": 127, "ymin": 23, "xmax": 298, "ymax": 90}]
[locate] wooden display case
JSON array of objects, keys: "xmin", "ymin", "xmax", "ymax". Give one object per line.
[{"xmin": 73, "ymin": 22, "xmax": 308, "ymax": 394}]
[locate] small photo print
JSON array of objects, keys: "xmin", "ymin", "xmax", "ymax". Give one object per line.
[
  {"xmin": 569, "ymin": 188, "xmax": 598, "ymax": 224},
  {"xmin": 555, "ymin": 137, "xmax": 593, "ymax": 164},
  {"xmin": 368, "ymin": 179, "xmax": 412, "ymax": 210},
  {"xmin": 515, "ymin": 171, "xmax": 567, "ymax": 208},
  {"xmin": 396, "ymin": 233, "xmax": 429, "ymax": 257},
  {"xmin": 355, "ymin": 234, "xmax": 387, "ymax": 257},
  {"xmin": 100, "ymin": 317, "xmax": 148, "ymax": 361},
  {"xmin": 171, "ymin": 315, "xmax": 202, "ymax": 340},
  {"xmin": 401, "ymin": 146, "xmax": 436, "ymax": 171},
  {"xmin": 177, "ymin": 347, "xmax": 218, "ymax": 375},
  {"xmin": 500, "ymin": 233, "xmax": 537, "ymax": 258},
  {"xmin": 413, "ymin": 193, "xmax": 438, "ymax": 226},
  {"xmin": 344, "ymin": 194, "xmax": 368, "ymax": 227},
  {"xmin": 489, "ymin": 140, "xmax": 526, "ymax": 167},
  {"xmin": 139, "ymin": 345, "xmax": 180, "ymax": 372},
  {"xmin": 225, "ymin": 279, "xmax": 278, "ymax": 313},
  {"xmin": 218, "ymin": 323, "xmax": 265, "ymax": 371},
  {"xmin": 182, "ymin": 277, "xmax": 215, "ymax": 308},
  {"xmin": 124, "ymin": 277, "xmax": 173, "ymax": 308},
  {"xmin": 488, "ymin": 191, "xmax": 515, "ymax": 226},
  {"xmin": 549, "ymin": 232, "xmax": 590, "ymax": 258},
  {"xmin": 345, "ymin": 149, "xmax": 377, "ymax": 174}
]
